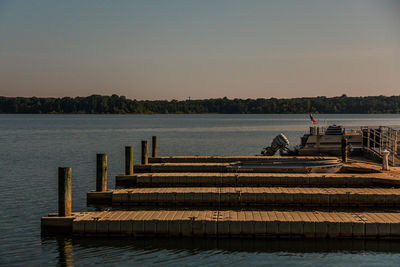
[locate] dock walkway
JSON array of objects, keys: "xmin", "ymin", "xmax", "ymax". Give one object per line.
[
  {"xmin": 148, "ymin": 156, "xmax": 339, "ymax": 163},
  {"xmin": 87, "ymin": 187, "xmax": 400, "ymax": 206},
  {"xmin": 41, "ymin": 150, "xmax": 400, "ymax": 239},
  {"xmin": 116, "ymin": 172, "xmax": 400, "ymax": 187},
  {"xmin": 42, "ymin": 210, "xmax": 400, "ymax": 238}
]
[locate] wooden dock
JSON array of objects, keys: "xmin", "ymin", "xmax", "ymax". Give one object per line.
[
  {"xmin": 42, "ymin": 210, "xmax": 400, "ymax": 238},
  {"xmin": 87, "ymin": 187, "xmax": 400, "ymax": 206},
  {"xmin": 116, "ymin": 172, "xmax": 400, "ymax": 187},
  {"xmin": 148, "ymin": 156, "xmax": 339, "ymax": 163},
  {"xmin": 41, "ymin": 139, "xmax": 400, "ymax": 239}
]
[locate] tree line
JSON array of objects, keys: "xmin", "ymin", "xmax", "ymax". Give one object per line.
[{"xmin": 1, "ymin": 94, "xmax": 400, "ymax": 114}]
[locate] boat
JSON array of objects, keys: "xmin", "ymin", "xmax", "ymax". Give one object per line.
[
  {"xmin": 297, "ymin": 125, "xmax": 363, "ymax": 156},
  {"xmin": 260, "ymin": 123, "xmax": 400, "ymax": 167},
  {"xmin": 261, "ymin": 125, "xmax": 363, "ymax": 157}
]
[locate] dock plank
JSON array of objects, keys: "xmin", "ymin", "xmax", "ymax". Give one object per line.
[
  {"xmin": 41, "ymin": 210, "xmax": 400, "ymax": 238},
  {"xmin": 88, "ymin": 187, "xmax": 400, "ymax": 207},
  {"xmin": 149, "ymin": 156, "xmax": 339, "ymax": 164},
  {"xmin": 116, "ymin": 172, "xmax": 400, "ymax": 187}
]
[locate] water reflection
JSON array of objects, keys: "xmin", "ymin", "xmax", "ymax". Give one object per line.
[
  {"xmin": 56, "ymin": 237, "xmax": 74, "ymax": 267},
  {"xmin": 5, "ymin": 114, "xmax": 400, "ymax": 265},
  {"xmin": 45, "ymin": 235, "xmax": 400, "ymax": 256}
]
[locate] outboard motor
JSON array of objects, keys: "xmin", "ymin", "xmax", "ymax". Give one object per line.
[{"xmin": 261, "ymin": 133, "xmax": 290, "ymax": 156}]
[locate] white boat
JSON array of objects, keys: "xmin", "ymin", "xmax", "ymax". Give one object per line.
[
  {"xmin": 261, "ymin": 125, "xmax": 362, "ymax": 157},
  {"xmin": 297, "ymin": 125, "xmax": 362, "ymax": 156},
  {"xmin": 260, "ymin": 125, "xmax": 400, "ymax": 166}
]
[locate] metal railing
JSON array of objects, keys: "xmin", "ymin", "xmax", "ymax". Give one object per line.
[
  {"xmin": 361, "ymin": 126, "xmax": 399, "ymax": 166},
  {"xmin": 309, "ymin": 126, "xmax": 361, "ymax": 136}
]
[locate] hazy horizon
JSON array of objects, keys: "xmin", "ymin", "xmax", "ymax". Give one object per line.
[
  {"xmin": 1, "ymin": 0, "xmax": 399, "ymax": 100},
  {"xmin": 3, "ymin": 93, "xmax": 400, "ymax": 101}
]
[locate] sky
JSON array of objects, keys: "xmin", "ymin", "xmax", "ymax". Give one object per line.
[{"xmin": 0, "ymin": 0, "xmax": 399, "ymax": 100}]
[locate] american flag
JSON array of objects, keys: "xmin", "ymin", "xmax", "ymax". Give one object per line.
[{"xmin": 309, "ymin": 114, "xmax": 317, "ymax": 124}]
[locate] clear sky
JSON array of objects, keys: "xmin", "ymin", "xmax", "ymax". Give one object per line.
[{"xmin": 0, "ymin": 0, "xmax": 399, "ymax": 100}]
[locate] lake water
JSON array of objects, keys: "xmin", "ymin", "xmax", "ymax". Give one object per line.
[{"xmin": 2, "ymin": 114, "xmax": 400, "ymax": 266}]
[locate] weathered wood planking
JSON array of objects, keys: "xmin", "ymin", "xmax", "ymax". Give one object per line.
[
  {"xmin": 148, "ymin": 156, "xmax": 339, "ymax": 163},
  {"xmin": 116, "ymin": 172, "xmax": 400, "ymax": 187},
  {"xmin": 87, "ymin": 187, "xmax": 400, "ymax": 206},
  {"xmin": 42, "ymin": 210, "xmax": 400, "ymax": 238}
]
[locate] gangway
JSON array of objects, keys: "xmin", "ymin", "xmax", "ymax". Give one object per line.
[{"xmin": 361, "ymin": 126, "xmax": 400, "ymax": 166}]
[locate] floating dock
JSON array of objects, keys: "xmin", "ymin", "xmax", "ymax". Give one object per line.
[
  {"xmin": 41, "ymin": 138, "xmax": 400, "ymax": 239},
  {"xmin": 148, "ymin": 156, "xmax": 339, "ymax": 163},
  {"xmin": 116, "ymin": 172, "xmax": 400, "ymax": 187},
  {"xmin": 87, "ymin": 187, "xmax": 400, "ymax": 206},
  {"xmin": 42, "ymin": 210, "xmax": 400, "ymax": 238}
]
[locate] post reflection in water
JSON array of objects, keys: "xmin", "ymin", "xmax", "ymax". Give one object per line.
[
  {"xmin": 51, "ymin": 236, "xmax": 400, "ymax": 254},
  {"xmin": 40, "ymin": 233, "xmax": 400, "ymax": 265},
  {"xmin": 57, "ymin": 237, "xmax": 73, "ymax": 267}
]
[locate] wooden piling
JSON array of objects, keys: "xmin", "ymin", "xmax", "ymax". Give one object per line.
[
  {"xmin": 341, "ymin": 137, "xmax": 348, "ymax": 163},
  {"xmin": 394, "ymin": 132, "xmax": 398, "ymax": 164},
  {"xmin": 316, "ymin": 127, "xmax": 320, "ymax": 149},
  {"xmin": 96, "ymin": 154, "xmax": 107, "ymax": 192},
  {"xmin": 152, "ymin": 136, "xmax": 158, "ymax": 158},
  {"xmin": 58, "ymin": 167, "xmax": 71, "ymax": 217},
  {"xmin": 142, "ymin": 140, "xmax": 148, "ymax": 165},
  {"xmin": 125, "ymin": 146, "xmax": 133, "ymax": 175}
]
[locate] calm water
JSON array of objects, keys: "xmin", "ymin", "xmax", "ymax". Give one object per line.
[{"xmin": 2, "ymin": 114, "xmax": 400, "ymax": 266}]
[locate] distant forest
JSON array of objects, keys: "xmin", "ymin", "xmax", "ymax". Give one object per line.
[{"xmin": 1, "ymin": 94, "xmax": 400, "ymax": 114}]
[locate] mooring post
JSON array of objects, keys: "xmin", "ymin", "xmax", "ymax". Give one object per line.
[
  {"xmin": 393, "ymin": 138, "xmax": 396, "ymax": 165},
  {"xmin": 141, "ymin": 140, "xmax": 148, "ymax": 165},
  {"xmin": 58, "ymin": 167, "xmax": 71, "ymax": 217},
  {"xmin": 125, "ymin": 146, "xmax": 133, "ymax": 175},
  {"xmin": 341, "ymin": 137, "xmax": 348, "ymax": 163},
  {"xmin": 382, "ymin": 149, "xmax": 390, "ymax": 171},
  {"xmin": 316, "ymin": 127, "xmax": 320, "ymax": 149},
  {"xmin": 96, "ymin": 153, "xmax": 107, "ymax": 192},
  {"xmin": 152, "ymin": 136, "xmax": 158, "ymax": 158},
  {"xmin": 394, "ymin": 132, "xmax": 398, "ymax": 165}
]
